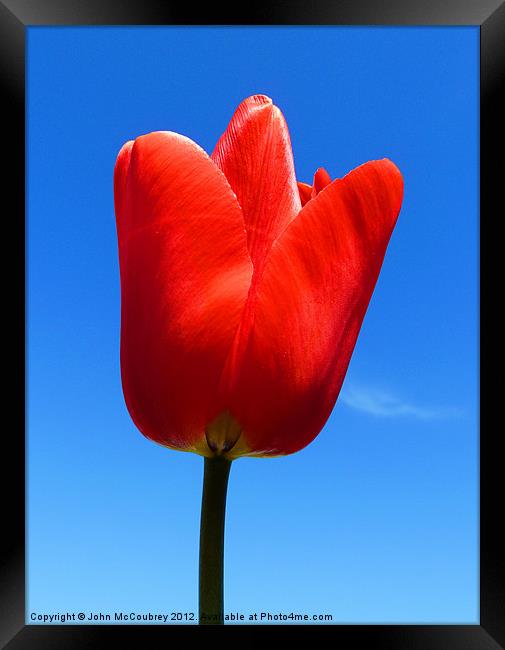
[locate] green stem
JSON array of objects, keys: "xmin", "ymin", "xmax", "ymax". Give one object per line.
[{"xmin": 199, "ymin": 455, "xmax": 232, "ymax": 625}]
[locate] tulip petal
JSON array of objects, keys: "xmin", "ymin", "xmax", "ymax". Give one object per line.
[
  {"xmin": 211, "ymin": 95, "xmax": 301, "ymax": 274},
  {"xmin": 297, "ymin": 181, "xmax": 313, "ymax": 207},
  {"xmin": 114, "ymin": 132, "xmax": 253, "ymax": 453},
  {"xmin": 114, "ymin": 141, "xmax": 134, "ymax": 240},
  {"xmin": 225, "ymin": 159, "xmax": 404, "ymax": 457},
  {"xmin": 311, "ymin": 167, "xmax": 332, "ymax": 198}
]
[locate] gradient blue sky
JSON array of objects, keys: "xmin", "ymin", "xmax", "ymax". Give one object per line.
[{"xmin": 27, "ymin": 26, "xmax": 479, "ymax": 624}]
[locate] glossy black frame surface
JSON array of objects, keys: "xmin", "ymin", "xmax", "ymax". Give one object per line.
[{"xmin": 2, "ymin": 1, "xmax": 502, "ymax": 647}]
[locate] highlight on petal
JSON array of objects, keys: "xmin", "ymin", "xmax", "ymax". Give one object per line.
[
  {"xmin": 223, "ymin": 159, "xmax": 404, "ymax": 457},
  {"xmin": 211, "ymin": 95, "xmax": 301, "ymax": 275},
  {"xmin": 114, "ymin": 131, "xmax": 253, "ymax": 454}
]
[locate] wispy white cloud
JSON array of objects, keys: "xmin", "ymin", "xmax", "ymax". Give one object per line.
[{"xmin": 339, "ymin": 385, "xmax": 463, "ymax": 420}]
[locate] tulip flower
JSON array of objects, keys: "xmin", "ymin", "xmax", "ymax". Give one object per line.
[{"xmin": 114, "ymin": 94, "xmax": 403, "ymax": 624}]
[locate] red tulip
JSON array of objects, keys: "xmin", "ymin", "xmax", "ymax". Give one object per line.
[{"xmin": 114, "ymin": 94, "xmax": 403, "ymax": 461}]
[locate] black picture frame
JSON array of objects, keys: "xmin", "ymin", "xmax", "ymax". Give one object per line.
[{"xmin": 1, "ymin": 1, "xmax": 502, "ymax": 647}]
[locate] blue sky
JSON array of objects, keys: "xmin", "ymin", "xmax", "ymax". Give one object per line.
[{"xmin": 27, "ymin": 26, "xmax": 479, "ymax": 624}]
